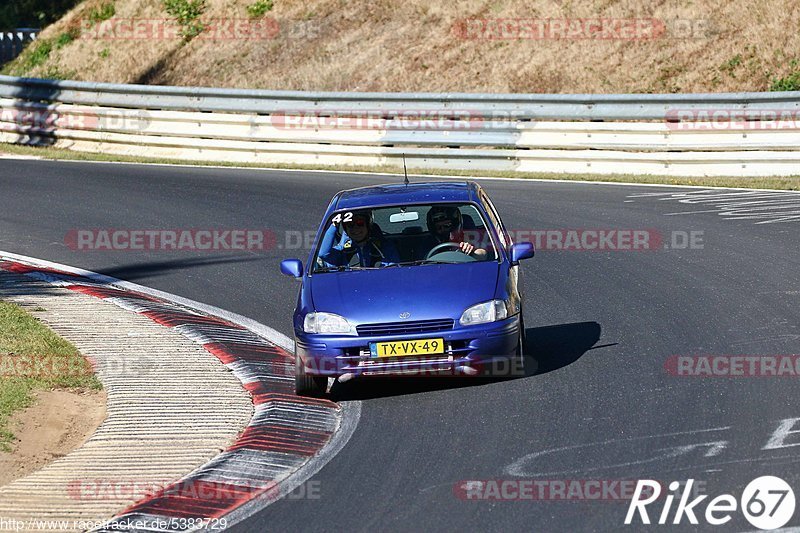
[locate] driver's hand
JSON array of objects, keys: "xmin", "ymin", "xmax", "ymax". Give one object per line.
[{"xmin": 459, "ymin": 242, "xmax": 475, "ymax": 255}]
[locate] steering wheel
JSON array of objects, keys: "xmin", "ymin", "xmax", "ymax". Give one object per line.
[{"xmin": 426, "ymin": 242, "xmax": 465, "ymax": 259}]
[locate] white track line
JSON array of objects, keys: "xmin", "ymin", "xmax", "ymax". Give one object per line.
[
  {"xmin": 0, "ymin": 154, "xmax": 42, "ymax": 160},
  {"xmin": 7, "ymin": 155, "xmax": 798, "ymax": 192}
]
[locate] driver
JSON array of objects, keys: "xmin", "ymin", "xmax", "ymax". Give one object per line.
[
  {"xmin": 318, "ymin": 209, "xmax": 399, "ymax": 267},
  {"xmin": 425, "ymin": 205, "xmax": 487, "ymax": 259}
]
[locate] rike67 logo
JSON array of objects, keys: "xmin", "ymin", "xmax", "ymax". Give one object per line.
[{"xmin": 625, "ymin": 476, "xmax": 795, "ymax": 530}]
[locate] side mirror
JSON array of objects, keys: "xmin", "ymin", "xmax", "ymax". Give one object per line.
[
  {"xmin": 510, "ymin": 242, "xmax": 535, "ymax": 264},
  {"xmin": 280, "ymin": 259, "xmax": 303, "ymax": 278}
]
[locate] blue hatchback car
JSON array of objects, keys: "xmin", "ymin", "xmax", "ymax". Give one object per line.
[{"xmin": 280, "ymin": 181, "xmax": 535, "ymax": 395}]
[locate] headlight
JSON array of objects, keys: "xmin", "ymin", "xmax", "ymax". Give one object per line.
[
  {"xmin": 459, "ymin": 300, "xmax": 509, "ymax": 326},
  {"xmin": 303, "ymin": 312, "xmax": 355, "ymax": 334}
]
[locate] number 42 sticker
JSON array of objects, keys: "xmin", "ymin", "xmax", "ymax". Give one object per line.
[{"xmin": 332, "ymin": 212, "xmax": 353, "ymax": 224}]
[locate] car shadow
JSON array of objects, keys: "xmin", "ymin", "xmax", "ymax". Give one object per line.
[
  {"xmin": 528, "ymin": 320, "xmax": 604, "ymax": 376},
  {"xmin": 94, "ymin": 255, "xmax": 266, "ymax": 281},
  {"xmin": 328, "ymin": 320, "xmax": 603, "ymax": 401}
]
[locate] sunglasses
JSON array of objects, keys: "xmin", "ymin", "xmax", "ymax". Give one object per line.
[{"xmin": 344, "ymin": 218, "xmax": 368, "ymax": 228}]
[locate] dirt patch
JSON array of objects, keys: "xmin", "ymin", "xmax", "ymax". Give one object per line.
[{"xmin": 0, "ymin": 388, "xmax": 106, "ymax": 487}]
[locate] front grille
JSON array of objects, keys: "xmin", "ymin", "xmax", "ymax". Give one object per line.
[{"xmin": 356, "ymin": 318, "xmax": 454, "ymax": 337}]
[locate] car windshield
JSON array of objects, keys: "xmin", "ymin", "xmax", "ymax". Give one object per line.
[{"xmin": 312, "ymin": 203, "xmax": 499, "ymax": 273}]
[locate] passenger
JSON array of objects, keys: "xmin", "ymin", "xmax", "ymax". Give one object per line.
[
  {"xmin": 318, "ymin": 210, "xmax": 400, "ymax": 267},
  {"xmin": 425, "ymin": 205, "xmax": 488, "ymax": 259}
]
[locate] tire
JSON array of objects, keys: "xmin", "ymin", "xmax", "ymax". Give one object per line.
[
  {"xmin": 295, "ymin": 352, "xmax": 328, "ymax": 396},
  {"xmin": 515, "ymin": 313, "xmax": 532, "ymax": 377}
]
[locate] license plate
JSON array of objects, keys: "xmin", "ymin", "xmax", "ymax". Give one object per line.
[{"xmin": 370, "ymin": 338, "xmax": 445, "ymax": 358}]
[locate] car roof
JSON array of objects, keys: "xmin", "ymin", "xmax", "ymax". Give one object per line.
[{"xmin": 333, "ymin": 181, "xmax": 481, "ymax": 211}]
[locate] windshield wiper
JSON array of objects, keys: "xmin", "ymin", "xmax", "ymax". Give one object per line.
[
  {"xmin": 314, "ymin": 265, "xmax": 351, "ymax": 273},
  {"xmin": 314, "ymin": 265, "xmax": 382, "ymax": 273},
  {"xmin": 394, "ymin": 259, "xmax": 451, "ymax": 266}
]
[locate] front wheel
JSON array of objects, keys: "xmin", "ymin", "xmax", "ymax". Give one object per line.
[
  {"xmin": 516, "ymin": 313, "xmax": 534, "ymax": 377},
  {"xmin": 295, "ymin": 352, "xmax": 328, "ymax": 396}
]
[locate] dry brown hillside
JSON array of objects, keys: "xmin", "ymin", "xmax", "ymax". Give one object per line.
[{"xmin": 4, "ymin": 0, "xmax": 800, "ymax": 93}]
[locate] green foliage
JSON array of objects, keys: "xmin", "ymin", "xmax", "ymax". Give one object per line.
[
  {"xmin": 162, "ymin": 0, "xmax": 207, "ymax": 40},
  {"xmin": 0, "ymin": 301, "xmax": 100, "ymax": 451},
  {"xmin": 720, "ymin": 54, "xmax": 742, "ymax": 73},
  {"xmin": 0, "ymin": 0, "xmax": 82, "ymax": 28},
  {"xmin": 88, "ymin": 2, "xmax": 116, "ymax": 24},
  {"xmin": 99, "ymin": 47, "xmax": 110, "ymax": 58},
  {"xmin": 54, "ymin": 32, "xmax": 73, "ymax": 48},
  {"xmin": 247, "ymin": 0, "xmax": 274, "ymax": 18},
  {"xmin": 770, "ymin": 71, "xmax": 800, "ymax": 91},
  {"xmin": 0, "ymin": 379, "xmax": 32, "ymax": 451},
  {"xmin": 54, "ymin": 27, "xmax": 79, "ymax": 49},
  {"xmin": 769, "ymin": 59, "xmax": 800, "ymax": 91},
  {"xmin": 2, "ymin": 27, "xmax": 82, "ymax": 76},
  {"xmin": 2, "ymin": 37, "xmax": 51, "ymax": 76},
  {"xmin": 23, "ymin": 38, "xmax": 53, "ymax": 69},
  {"xmin": 39, "ymin": 66, "xmax": 77, "ymax": 80}
]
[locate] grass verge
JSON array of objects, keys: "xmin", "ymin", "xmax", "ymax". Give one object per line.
[
  {"xmin": 0, "ymin": 301, "xmax": 101, "ymax": 452},
  {"xmin": 1, "ymin": 142, "xmax": 800, "ymax": 191}
]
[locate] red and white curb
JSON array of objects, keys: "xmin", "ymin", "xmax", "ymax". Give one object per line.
[{"xmin": 0, "ymin": 251, "xmax": 360, "ymax": 532}]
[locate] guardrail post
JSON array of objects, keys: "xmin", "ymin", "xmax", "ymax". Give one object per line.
[{"xmin": 0, "ymin": 28, "xmax": 38, "ymax": 67}]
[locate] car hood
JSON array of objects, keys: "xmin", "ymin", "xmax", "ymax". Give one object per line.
[{"xmin": 308, "ymin": 261, "xmax": 500, "ymax": 325}]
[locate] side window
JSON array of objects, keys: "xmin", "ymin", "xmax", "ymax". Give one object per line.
[
  {"xmin": 458, "ymin": 204, "xmax": 485, "ymax": 231},
  {"xmin": 480, "ymin": 191, "xmax": 509, "ymax": 247}
]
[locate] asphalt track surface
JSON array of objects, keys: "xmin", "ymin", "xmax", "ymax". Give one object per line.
[{"xmin": 1, "ymin": 159, "xmax": 799, "ymax": 532}]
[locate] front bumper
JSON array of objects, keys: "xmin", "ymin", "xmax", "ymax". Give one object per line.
[{"xmin": 295, "ymin": 315, "xmax": 522, "ymax": 378}]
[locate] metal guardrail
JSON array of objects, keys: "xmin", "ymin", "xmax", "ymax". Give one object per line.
[
  {"xmin": 3, "ymin": 75, "xmax": 800, "ymax": 119},
  {"xmin": 1, "ymin": 75, "xmax": 800, "ymax": 177},
  {"xmin": 0, "ymin": 30, "xmax": 38, "ymax": 66}
]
